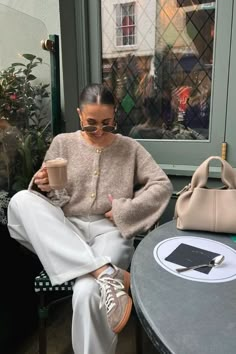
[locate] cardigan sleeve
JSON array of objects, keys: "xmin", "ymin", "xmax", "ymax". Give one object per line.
[
  {"xmin": 111, "ymin": 147, "xmax": 173, "ymax": 239},
  {"xmin": 28, "ymin": 134, "xmax": 70, "ymax": 207}
]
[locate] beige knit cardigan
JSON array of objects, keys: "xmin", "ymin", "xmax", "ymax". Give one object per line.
[{"xmin": 30, "ymin": 131, "xmax": 173, "ymax": 239}]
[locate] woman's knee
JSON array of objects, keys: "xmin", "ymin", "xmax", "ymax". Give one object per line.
[
  {"xmin": 8, "ymin": 190, "xmax": 29, "ymax": 220},
  {"xmin": 9, "ymin": 190, "xmax": 58, "ymax": 214},
  {"xmin": 8, "ymin": 190, "xmax": 50, "ymax": 225},
  {"xmin": 8, "ymin": 190, "xmax": 40, "ymax": 211},
  {"xmin": 9, "ymin": 189, "xmax": 29, "ymax": 205}
]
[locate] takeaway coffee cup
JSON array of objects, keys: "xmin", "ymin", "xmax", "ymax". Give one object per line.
[{"xmin": 45, "ymin": 158, "xmax": 68, "ymax": 189}]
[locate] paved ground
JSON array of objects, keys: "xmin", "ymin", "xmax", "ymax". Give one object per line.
[{"xmin": 17, "ymin": 300, "xmax": 158, "ymax": 354}]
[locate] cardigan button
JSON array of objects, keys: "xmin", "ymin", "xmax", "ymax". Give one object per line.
[{"xmin": 91, "ymin": 193, "xmax": 96, "ymax": 198}]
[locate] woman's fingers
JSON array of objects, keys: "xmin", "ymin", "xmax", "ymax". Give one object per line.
[
  {"xmin": 105, "ymin": 210, "xmax": 116, "ymax": 225},
  {"xmin": 34, "ymin": 177, "xmax": 49, "ymax": 185},
  {"xmin": 37, "ymin": 184, "xmax": 51, "ymax": 192},
  {"xmin": 36, "ymin": 167, "xmax": 48, "ymax": 179},
  {"xmin": 108, "ymin": 194, "xmax": 113, "ymax": 203},
  {"xmin": 105, "ymin": 210, "xmax": 112, "ymax": 219},
  {"xmin": 34, "ymin": 167, "xmax": 51, "ymax": 191},
  {"xmin": 106, "ymin": 196, "xmax": 116, "ymax": 224}
]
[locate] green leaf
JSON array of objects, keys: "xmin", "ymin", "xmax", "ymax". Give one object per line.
[
  {"xmin": 11, "ymin": 63, "xmax": 26, "ymax": 67},
  {"xmin": 27, "ymin": 74, "xmax": 37, "ymax": 81},
  {"xmin": 30, "ymin": 63, "xmax": 39, "ymax": 69},
  {"xmin": 22, "ymin": 54, "xmax": 36, "ymax": 61},
  {"xmin": 36, "ymin": 57, "xmax": 43, "ymax": 63}
]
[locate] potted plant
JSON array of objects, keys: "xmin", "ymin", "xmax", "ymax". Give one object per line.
[
  {"xmin": 0, "ymin": 53, "xmax": 51, "ymax": 350},
  {"xmin": 0, "ymin": 53, "xmax": 52, "ymax": 224}
]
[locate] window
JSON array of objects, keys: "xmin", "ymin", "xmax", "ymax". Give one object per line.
[
  {"xmin": 103, "ymin": 0, "xmax": 215, "ymax": 142},
  {"xmin": 83, "ymin": 0, "xmax": 234, "ymax": 169},
  {"xmin": 115, "ymin": 2, "xmax": 136, "ymax": 46}
]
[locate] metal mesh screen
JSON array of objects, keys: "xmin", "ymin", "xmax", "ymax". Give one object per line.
[{"xmin": 101, "ymin": 0, "xmax": 215, "ymax": 140}]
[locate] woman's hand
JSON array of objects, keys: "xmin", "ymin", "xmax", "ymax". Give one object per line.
[
  {"xmin": 105, "ymin": 194, "xmax": 115, "ymax": 224},
  {"xmin": 34, "ymin": 166, "xmax": 52, "ymax": 192},
  {"xmin": 105, "ymin": 209, "xmax": 115, "ymax": 224}
]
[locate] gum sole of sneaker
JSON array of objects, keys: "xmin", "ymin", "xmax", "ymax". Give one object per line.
[
  {"xmin": 112, "ymin": 296, "xmax": 133, "ymax": 334},
  {"xmin": 123, "ymin": 271, "xmax": 130, "ymax": 293}
]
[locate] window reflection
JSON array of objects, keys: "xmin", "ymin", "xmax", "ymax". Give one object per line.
[
  {"xmin": 101, "ymin": 0, "xmax": 215, "ymax": 140},
  {"xmin": 0, "ymin": 6, "xmax": 51, "ymax": 226},
  {"xmin": 116, "ymin": 2, "xmax": 136, "ymax": 46}
]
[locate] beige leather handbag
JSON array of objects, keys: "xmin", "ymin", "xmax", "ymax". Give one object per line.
[{"xmin": 175, "ymin": 156, "xmax": 236, "ymax": 233}]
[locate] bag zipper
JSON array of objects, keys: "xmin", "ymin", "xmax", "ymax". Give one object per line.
[{"xmin": 176, "ymin": 183, "xmax": 191, "ymax": 196}]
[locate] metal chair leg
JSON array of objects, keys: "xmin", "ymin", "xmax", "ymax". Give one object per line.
[{"xmin": 38, "ymin": 293, "xmax": 48, "ymax": 354}]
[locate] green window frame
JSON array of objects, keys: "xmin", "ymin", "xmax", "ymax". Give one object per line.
[{"xmin": 61, "ymin": 0, "xmax": 235, "ymax": 175}]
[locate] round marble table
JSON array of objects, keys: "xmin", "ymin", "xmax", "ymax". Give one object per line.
[{"xmin": 130, "ymin": 220, "xmax": 236, "ymax": 354}]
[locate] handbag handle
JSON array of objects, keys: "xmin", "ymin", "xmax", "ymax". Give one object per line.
[{"xmin": 191, "ymin": 156, "xmax": 236, "ymax": 189}]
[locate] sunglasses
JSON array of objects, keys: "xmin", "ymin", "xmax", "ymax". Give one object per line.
[{"xmin": 82, "ymin": 125, "xmax": 116, "ymax": 133}]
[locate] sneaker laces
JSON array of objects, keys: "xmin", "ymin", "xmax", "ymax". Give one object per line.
[{"xmin": 97, "ymin": 276, "xmax": 125, "ymax": 313}]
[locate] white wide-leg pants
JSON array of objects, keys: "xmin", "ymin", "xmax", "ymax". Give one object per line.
[{"xmin": 7, "ymin": 190, "xmax": 134, "ymax": 354}]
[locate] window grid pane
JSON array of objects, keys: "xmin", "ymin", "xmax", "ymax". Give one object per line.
[
  {"xmin": 102, "ymin": 0, "xmax": 215, "ymax": 140},
  {"xmin": 115, "ymin": 2, "xmax": 136, "ymax": 47}
]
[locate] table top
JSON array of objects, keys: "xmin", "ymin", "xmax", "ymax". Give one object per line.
[{"xmin": 130, "ymin": 220, "xmax": 236, "ymax": 354}]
